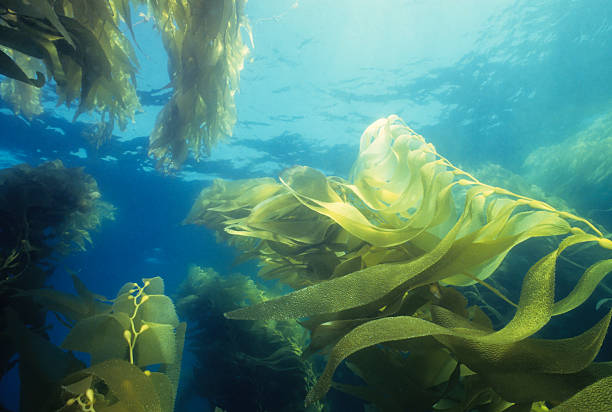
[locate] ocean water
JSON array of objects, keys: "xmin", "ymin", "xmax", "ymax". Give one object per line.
[{"xmin": 1, "ymin": 1, "xmax": 611, "ymax": 411}]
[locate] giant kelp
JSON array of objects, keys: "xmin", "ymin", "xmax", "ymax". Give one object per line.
[
  {"xmin": 147, "ymin": 0, "xmax": 250, "ymax": 169},
  {"xmin": 186, "ymin": 115, "xmax": 612, "ymax": 410},
  {"xmin": 174, "ymin": 265, "xmax": 321, "ymax": 412},
  {"xmin": 0, "ymin": 0, "xmax": 249, "ymax": 166},
  {"xmin": 524, "ymin": 110, "xmax": 612, "ymax": 228},
  {"xmin": 0, "ymin": 160, "xmax": 113, "ymax": 396},
  {"xmin": 7, "ymin": 275, "xmax": 185, "ymax": 412}
]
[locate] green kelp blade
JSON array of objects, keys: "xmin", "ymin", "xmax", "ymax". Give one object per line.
[
  {"xmin": 0, "ymin": 49, "xmax": 45, "ymax": 87},
  {"xmin": 551, "ymin": 376, "xmax": 612, "ymax": 411},
  {"xmin": 483, "ymin": 362, "xmax": 612, "ymax": 405},
  {"xmin": 303, "ymin": 238, "xmax": 606, "ymax": 404},
  {"xmin": 305, "ymin": 309, "xmax": 612, "ymax": 406},
  {"xmin": 553, "ymin": 258, "xmax": 612, "ymax": 315},
  {"xmin": 434, "ymin": 307, "xmax": 611, "ymax": 375},
  {"xmin": 225, "ymin": 187, "xmax": 476, "ymax": 320},
  {"xmin": 2, "ymin": 0, "xmax": 75, "ymax": 48}
]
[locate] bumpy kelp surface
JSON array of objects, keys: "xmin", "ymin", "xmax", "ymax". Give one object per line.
[
  {"xmin": 0, "ymin": 0, "xmax": 249, "ymax": 166},
  {"xmin": 186, "ymin": 115, "xmax": 612, "ymax": 410}
]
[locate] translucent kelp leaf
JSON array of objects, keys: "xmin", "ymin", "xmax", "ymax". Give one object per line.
[
  {"xmin": 143, "ymin": 277, "xmax": 165, "ymax": 295},
  {"xmin": 134, "ymin": 321, "xmax": 176, "ymax": 367},
  {"xmin": 160, "ymin": 321, "xmax": 186, "ymax": 410},
  {"xmin": 74, "ymin": 359, "xmax": 164, "ymax": 412},
  {"xmin": 149, "ymin": 372, "xmax": 174, "ymax": 412},
  {"xmin": 116, "ymin": 282, "xmax": 138, "ymax": 299},
  {"xmin": 482, "ymin": 362, "xmax": 612, "ymax": 405},
  {"xmin": 553, "ymin": 258, "xmax": 612, "ymax": 315},
  {"xmin": 139, "ymin": 295, "xmax": 179, "ymax": 327},
  {"xmin": 61, "ymin": 313, "xmax": 130, "ymax": 364}
]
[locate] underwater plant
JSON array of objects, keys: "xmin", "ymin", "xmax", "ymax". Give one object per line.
[
  {"xmin": 7, "ymin": 274, "xmax": 185, "ymax": 412},
  {"xmin": 174, "ymin": 265, "xmax": 321, "ymax": 412},
  {"xmin": 0, "ymin": 160, "xmax": 113, "ymax": 392},
  {"xmin": 524, "ymin": 110, "xmax": 612, "ymax": 228},
  {"xmin": 0, "ymin": 0, "xmax": 249, "ymax": 166},
  {"xmin": 186, "ymin": 115, "xmax": 612, "ymax": 410}
]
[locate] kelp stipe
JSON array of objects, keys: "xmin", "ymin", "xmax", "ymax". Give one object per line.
[{"xmin": 187, "ymin": 115, "xmax": 612, "ymax": 410}]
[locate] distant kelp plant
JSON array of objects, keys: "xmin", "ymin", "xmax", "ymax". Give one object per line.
[
  {"xmin": 7, "ymin": 275, "xmax": 185, "ymax": 412},
  {"xmin": 0, "ymin": 0, "xmax": 250, "ymax": 167},
  {"xmin": 0, "ymin": 160, "xmax": 113, "ymax": 393},
  {"xmin": 186, "ymin": 115, "xmax": 612, "ymax": 411},
  {"xmin": 174, "ymin": 265, "xmax": 321, "ymax": 412},
  {"xmin": 524, "ymin": 109, "xmax": 612, "ymax": 227}
]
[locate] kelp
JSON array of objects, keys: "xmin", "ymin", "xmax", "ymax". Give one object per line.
[
  {"xmin": 0, "ymin": 160, "xmax": 113, "ymax": 388},
  {"xmin": 0, "ymin": 0, "xmax": 140, "ymax": 140},
  {"xmin": 187, "ymin": 115, "xmax": 612, "ymax": 410},
  {"xmin": 0, "ymin": 0, "xmax": 250, "ymax": 166},
  {"xmin": 146, "ymin": 0, "xmax": 250, "ymax": 168},
  {"xmin": 524, "ymin": 110, "xmax": 612, "ymax": 226},
  {"xmin": 174, "ymin": 265, "xmax": 321, "ymax": 411},
  {"xmin": 0, "ymin": 160, "xmax": 114, "ymax": 280},
  {"xmin": 10, "ymin": 275, "xmax": 185, "ymax": 412},
  {"xmin": 0, "ymin": 48, "xmax": 44, "ymax": 119}
]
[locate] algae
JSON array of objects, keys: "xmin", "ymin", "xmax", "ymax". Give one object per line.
[
  {"xmin": 187, "ymin": 115, "xmax": 612, "ymax": 410},
  {"xmin": 0, "ymin": 0, "xmax": 249, "ymax": 167}
]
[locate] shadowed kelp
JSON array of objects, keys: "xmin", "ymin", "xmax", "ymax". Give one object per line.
[
  {"xmin": 174, "ymin": 265, "xmax": 321, "ymax": 412},
  {"xmin": 187, "ymin": 115, "xmax": 612, "ymax": 410},
  {"xmin": 0, "ymin": 160, "xmax": 114, "ymax": 395}
]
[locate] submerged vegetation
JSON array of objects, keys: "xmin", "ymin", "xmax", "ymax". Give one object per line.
[
  {"xmin": 186, "ymin": 115, "xmax": 612, "ymax": 410},
  {"xmin": 0, "ymin": 0, "xmax": 249, "ymax": 167},
  {"xmin": 175, "ymin": 265, "xmax": 319, "ymax": 411},
  {"xmin": 7, "ymin": 275, "xmax": 185, "ymax": 411},
  {"xmin": 0, "ymin": 160, "xmax": 115, "ymax": 410},
  {"xmin": 523, "ymin": 110, "xmax": 612, "ymax": 228}
]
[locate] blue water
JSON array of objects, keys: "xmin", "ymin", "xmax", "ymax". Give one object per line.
[{"xmin": 1, "ymin": 1, "xmax": 612, "ymax": 411}]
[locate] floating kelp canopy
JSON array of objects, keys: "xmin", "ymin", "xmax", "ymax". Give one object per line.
[
  {"xmin": 186, "ymin": 115, "xmax": 612, "ymax": 410},
  {"xmin": 0, "ymin": 0, "xmax": 249, "ymax": 168}
]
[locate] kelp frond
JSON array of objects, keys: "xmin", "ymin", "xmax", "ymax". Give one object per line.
[
  {"xmin": 0, "ymin": 0, "xmax": 250, "ymax": 166},
  {"xmin": 187, "ymin": 115, "xmax": 612, "ymax": 410}
]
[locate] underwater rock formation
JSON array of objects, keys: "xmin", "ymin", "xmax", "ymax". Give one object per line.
[
  {"xmin": 187, "ymin": 115, "xmax": 612, "ymax": 410},
  {"xmin": 0, "ymin": 0, "xmax": 249, "ymax": 166},
  {"xmin": 175, "ymin": 265, "xmax": 320, "ymax": 412}
]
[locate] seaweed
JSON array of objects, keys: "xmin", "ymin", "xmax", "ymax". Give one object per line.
[
  {"xmin": 174, "ymin": 265, "xmax": 321, "ymax": 412},
  {"xmin": 9, "ymin": 275, "xmax": 185, "ymax": 412},
  {"xmin": 0, "ymin": 160, "xmax": 113, "ymax": 389},
  {"xmin": 187, "ymin": 115, "xmax": 612, "ymax": 410},
  {"xmin": 0, "ymin": 0, "xmax": 250, "ymax": 166},
  {"xmin": 524, "ymin": 110, "xmax": 612, "ymax": 228}
]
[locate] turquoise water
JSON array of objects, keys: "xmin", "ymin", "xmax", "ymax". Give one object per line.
[{"xmin": 1, "ymin": 1, "xmax": 612, "ymax": 411}]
